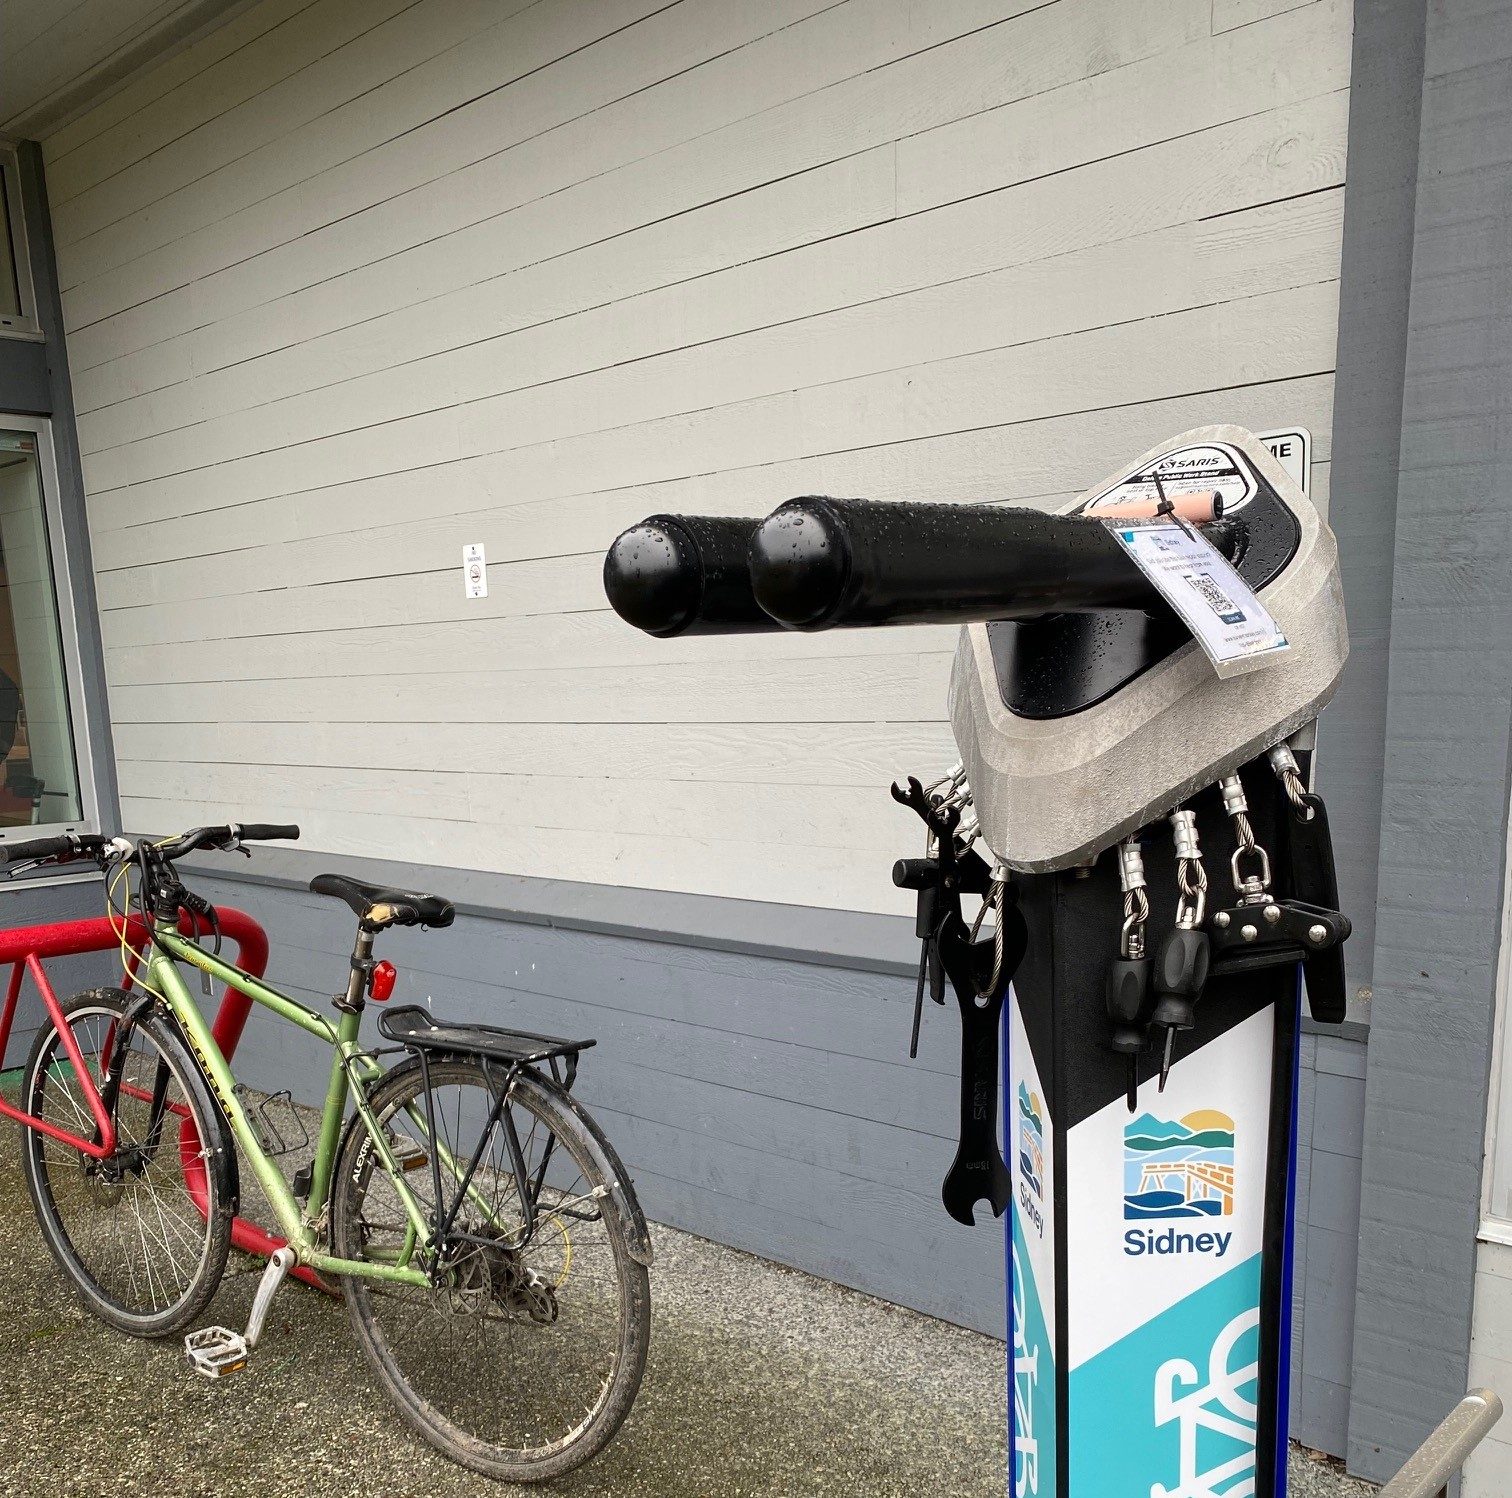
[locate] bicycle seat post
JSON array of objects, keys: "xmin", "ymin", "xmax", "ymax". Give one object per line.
[{"xmin": 339, "ymin": 921, "xmax": 376, "ymax": 1015}]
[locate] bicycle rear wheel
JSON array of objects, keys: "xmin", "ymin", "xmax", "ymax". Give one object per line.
[
  {"xmin": 21, "ymin": 988, "xmax": 234, "ymax": 1337},
  {"xmin": 331, "ymin": 1057, "xmax": 650, "ymax": 1483}
]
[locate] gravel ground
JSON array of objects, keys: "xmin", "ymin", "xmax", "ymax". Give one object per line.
[
  {"xmin": 0, "ymin": 1076, "xmax": 1375, "ymax": 1496},
  {"xmin": 1289, "ymin": 1449, "xmax": 1380, "ymax": 1497}
]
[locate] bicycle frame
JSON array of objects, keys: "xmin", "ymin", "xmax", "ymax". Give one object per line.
[{"xmin": 148, "ymin": 924, "xmax": 438, "ymax": 1288}]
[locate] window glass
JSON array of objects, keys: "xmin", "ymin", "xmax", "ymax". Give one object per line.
[{"xmin": 0, "ymin": 429, "xmax": 81, "ymax": 827}]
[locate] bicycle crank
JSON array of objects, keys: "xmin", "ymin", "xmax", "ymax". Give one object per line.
[{"xmin": 184, "ymin": 1245, "xmax": 296, "ymax": 1379}]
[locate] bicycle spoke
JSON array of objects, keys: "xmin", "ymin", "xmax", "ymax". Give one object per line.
[
  {"xmin": 338, "ymin": 1063, "xmax": 642, "ymax": 1470},
  {"xmin": 28, "ymin": 1002, "xmax": 221, "ymax": 1327}
]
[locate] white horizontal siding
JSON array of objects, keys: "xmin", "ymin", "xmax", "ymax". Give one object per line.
[{"xmin": 52, "ymin": 0, "xmax": 1355, "ymax": 912}]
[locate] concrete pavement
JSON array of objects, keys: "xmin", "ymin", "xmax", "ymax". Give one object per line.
[{"xmin": 0, "ymin": 1078, "xmax": 1375, "ymax": 1496}]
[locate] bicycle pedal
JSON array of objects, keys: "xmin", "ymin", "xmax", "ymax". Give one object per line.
[{"xmin": 184, "ymin": 1326, "xmax": 249, "ymax": 1379}]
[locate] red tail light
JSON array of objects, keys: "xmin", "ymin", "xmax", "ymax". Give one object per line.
[{"xmin": 370, "ymin": 960, "xmax": 397, "ymax": 1002}]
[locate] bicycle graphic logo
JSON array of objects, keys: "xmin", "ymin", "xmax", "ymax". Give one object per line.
[{"xmin": 1150, "ymin": 1306, "xmax": 1260, "ymax": 1498}]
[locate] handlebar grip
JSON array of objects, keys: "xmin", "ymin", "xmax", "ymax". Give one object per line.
[
  {"xmin": 238, "ymin": 823, "xmax": 299, "ymax": 842},
  {"xmin": 1, "ymin": 834, "xmax": 77, "ymax": 864},
  {"xmin": 603, "ymin": 514, "xmax": 783, "ymax": 637},
  {"xmin": 749, "ymin": 496, "xmax": 1174, "ymax": 630},
  {"xmin": 0, "ymin": 833, "xmax": 100, "ymax": 865}
]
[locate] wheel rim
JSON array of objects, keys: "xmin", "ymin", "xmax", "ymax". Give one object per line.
[
  {"xmin": 344, "ymin": 1067, "xmax": 633, "ymax": 1462},
  {"xmin": 28, "ymin": 1005, "xmax": 218, "ymax": 1324}
]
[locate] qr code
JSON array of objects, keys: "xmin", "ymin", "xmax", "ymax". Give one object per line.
[{"xmin": 1184, "ymin": 571, "xmax": 1247, "ymax": 625}]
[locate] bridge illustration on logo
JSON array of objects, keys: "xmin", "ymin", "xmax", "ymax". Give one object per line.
[
  {"xmin": 1152, "ymin": 1306, "xmax": 1261, "ymax": 1498},
  {"xmin": 1124, "ymin": 1111, "xmax": 1236, "ymax": 1221},
  {"xmin": 1018, "ymin": 1083, "xmax": 1045, "ymax": 1202}
]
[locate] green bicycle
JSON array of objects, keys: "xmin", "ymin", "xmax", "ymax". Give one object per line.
[{"xmin": 3, "ymin": 824, "xmax": 652, "ymax": 1483}]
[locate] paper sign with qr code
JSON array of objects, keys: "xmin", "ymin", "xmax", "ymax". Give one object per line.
[{"xmin": 1103, "ymin": 518, "xmax": 1289, "ymax": 678}]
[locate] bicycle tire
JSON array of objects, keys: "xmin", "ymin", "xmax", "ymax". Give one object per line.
[
  {"xmin": 21, "ymin": 987, "xmax": 235, "ymax": 1338},
  {"xmin": 331, "ymin": 1056, "xmax": 651, "ymax": 1482}
]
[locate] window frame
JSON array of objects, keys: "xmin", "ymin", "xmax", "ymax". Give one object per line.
[
  {"xmin": 0, "ymin": 141, "xmax": 43, "ymax": 341},
  {"xmin": 0, "ymin": 413, "xmax": 100, "ymax": 849}
]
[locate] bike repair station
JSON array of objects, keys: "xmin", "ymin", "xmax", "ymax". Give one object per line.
[{"xmin": 604, "ymin": 425, "xmax": 1353, "ymax": 1497}]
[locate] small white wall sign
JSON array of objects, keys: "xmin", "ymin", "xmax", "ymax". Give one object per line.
[{"xmin": 463, "ymin": 542, "xmax": 488, "ymax": 599}]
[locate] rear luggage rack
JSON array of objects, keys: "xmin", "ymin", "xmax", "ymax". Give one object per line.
[{"xmin": 376, "ymin": 1004, "xmax": 595, "ymax": 1088}]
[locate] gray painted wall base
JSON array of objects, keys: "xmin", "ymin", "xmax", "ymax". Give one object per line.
[{"xmin": 1292, "ymin": 1029, "xmax": 1370, "ymax": 1457}]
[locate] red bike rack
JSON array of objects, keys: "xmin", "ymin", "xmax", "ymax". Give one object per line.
[{"xmin": 0, "ymin": 905, "xmax": 328, "ymax": 1291}]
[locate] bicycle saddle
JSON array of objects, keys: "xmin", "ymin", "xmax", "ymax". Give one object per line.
[{"xmin": 309, "ymin": 873, "xmax": 455, "ymax": 931}]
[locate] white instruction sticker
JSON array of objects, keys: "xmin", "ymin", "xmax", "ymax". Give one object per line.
[
  {"xmin": 1104, "ymin": 519, "xmax": 1289, "ymax": 678},
  {"xmin": 463, "ymin": 542, "xmax": 488, "ymax": 599},
  {"xmin": 1083, "ymin": 440, "xmax": 1258, "ymax": 516}
]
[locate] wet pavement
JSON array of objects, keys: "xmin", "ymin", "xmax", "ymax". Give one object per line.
[{"xmin": 0, "ymin": 1075, "xmax": 1374, "ymax": 1495}]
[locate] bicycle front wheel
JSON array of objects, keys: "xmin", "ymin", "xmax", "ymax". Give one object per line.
[
  {"xmin": 21, "ymin": 987, "xmax": 234, "ymax": 1337},
  {"xmin": 331, "ymin": 1057, "xmax": 650, "ymax": 1483}
]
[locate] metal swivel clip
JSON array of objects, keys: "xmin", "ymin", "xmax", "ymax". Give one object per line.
[
  {"xmin": 1151, "ymin": 808, "xmax": 1212, "ymax": 1090},
  {"xmin": 1219, "ymin": 774, "xmax": 1272, "ymax": 906},
  {"xmin": 1105, "ymin": 836, "xmax": 1154, "ymax": 1111}
]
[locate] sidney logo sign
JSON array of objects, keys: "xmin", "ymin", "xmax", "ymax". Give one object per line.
[{"xmin": 1124, "ymin": 1110, "xmax": 1235, "ymax": 1260}]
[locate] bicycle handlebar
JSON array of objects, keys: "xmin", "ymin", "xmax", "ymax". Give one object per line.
[
  {"xmin": 0, "ymin": 823, "xmax": 299, "ymax": 870},
  {"xmin": 153, "ymin": 823, "xmax": 301, "ymax": 859}
]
